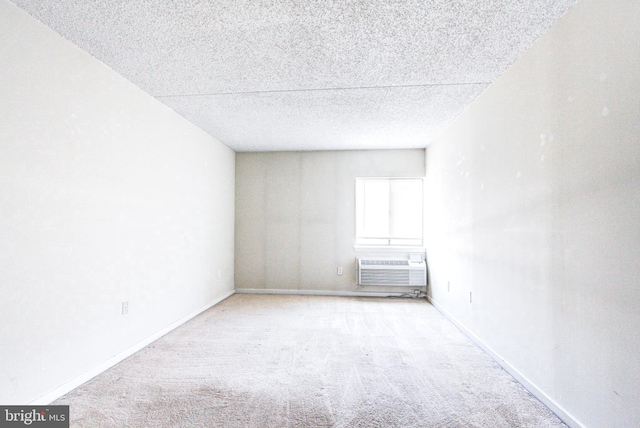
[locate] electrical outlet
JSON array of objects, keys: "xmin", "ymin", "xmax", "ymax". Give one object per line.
[
  {"xmin": 122, "ymin": 301, "xmax": 129, "ymax": 315},
  {"xmin": 337, "ymin": 267, "xmax": 343, "ymax": 275}
]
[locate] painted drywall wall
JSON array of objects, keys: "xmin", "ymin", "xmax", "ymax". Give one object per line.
[
  {"xmin": 0, "ymin": 1, "xmax": 235, "ymax": 404},
  {"xmin": 235, "ymin": 150, "xmax": 425, "ymax": 293},
  {"xmin": 424, "ymin": 1, "xmax": 640, "ymax": 427}
]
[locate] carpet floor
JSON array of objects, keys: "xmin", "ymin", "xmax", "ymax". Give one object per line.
[{"xmin": 54, "ymin": 294, "xmax": 566, "ymax": 427}]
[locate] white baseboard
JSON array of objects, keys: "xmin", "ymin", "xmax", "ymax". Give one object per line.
[
  {"xmin": 427, "ymin": 296, "xmax": 585, "ymax": 428},
  {"xmin": 30, "ymin": 290, "xmax": 235, "ymax": 405},
  {"xmin": 235, "ymin": 288, "xmax": 414, "ymax": 298}
]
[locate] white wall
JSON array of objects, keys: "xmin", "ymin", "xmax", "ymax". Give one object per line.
[
  {"xmin": 424, "ymin": 1, "xmax": 640, "ymax": 427},
  {"xmin": 0, "ymin": 1, "xmax": 235, "ymax": 404},
  {"xmin": 235, "ymin": 150, "xmax": 425, "ymax": 293}
]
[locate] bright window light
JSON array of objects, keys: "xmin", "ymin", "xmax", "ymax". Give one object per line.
[{"xmin": 356, "ymin": 178, "xmax": 423, "ymax": 246}]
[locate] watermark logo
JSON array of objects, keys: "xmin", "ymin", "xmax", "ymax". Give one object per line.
[{"xmin": 0, "ymin": 406, "xmax": 68, "ymax": 428}]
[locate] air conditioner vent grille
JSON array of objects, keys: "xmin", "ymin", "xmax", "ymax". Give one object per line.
[
  {"xmin": 357, "ymin": 258, "xmax": 426, "ymax": 287},
  {"xmin": 360, "ymin": 260, "xmax": 409, "ymax": 266}
]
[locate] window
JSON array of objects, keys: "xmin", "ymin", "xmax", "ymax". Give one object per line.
[{"xmin": 355, "ymin": 178, "xmax": 423, "ymax": 246}]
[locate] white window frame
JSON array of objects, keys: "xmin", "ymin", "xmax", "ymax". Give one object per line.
[{"xmin": 355, "ymin": 177, "xmax": 424, "ymax": 247}]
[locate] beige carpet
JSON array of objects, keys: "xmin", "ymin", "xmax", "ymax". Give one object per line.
[{"xmin": 55, "ymin": 294, "xmax": 566, "ymax": 427}]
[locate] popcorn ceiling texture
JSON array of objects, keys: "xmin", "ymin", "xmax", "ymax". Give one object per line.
[
  {"xmin": 12, "ymin": 0, "xmax": 578, "ymax": 151},
  {"xmin": 163, "ymin": 84, "xmax": 486, "ymax": 151}
]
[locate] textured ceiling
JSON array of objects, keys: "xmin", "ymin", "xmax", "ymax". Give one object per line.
[{"xmin": 11, "ymin": 0, "xmax": 578, "ymax": 151}]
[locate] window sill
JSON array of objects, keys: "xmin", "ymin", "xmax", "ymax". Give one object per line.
[{"xmin": 353, "ymin": 245, "xmax": 426, "ymax": 252}]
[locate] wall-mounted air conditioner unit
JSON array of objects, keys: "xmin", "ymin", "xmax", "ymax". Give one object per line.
[{"xmin": 357, "ymin": 258, "xmax": 426, "ymax": 286}]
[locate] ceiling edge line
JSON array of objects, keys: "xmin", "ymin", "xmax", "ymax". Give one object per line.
[{"xmin": 154, "ymin": 82, "xmax": 491, "ymax": 98}]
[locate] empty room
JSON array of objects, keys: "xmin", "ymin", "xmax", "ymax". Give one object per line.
[{"xmin": 1, "ymin": 0, "xmax": 638, "ymax": 427}]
